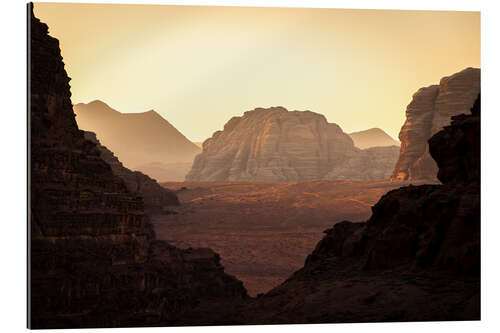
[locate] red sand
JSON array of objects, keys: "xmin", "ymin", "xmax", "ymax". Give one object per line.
[{"xmin": 153, "ymin": 180, "xmax": 406, "ymax": 296}]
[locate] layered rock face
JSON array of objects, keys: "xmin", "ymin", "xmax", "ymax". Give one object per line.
[
  {"xmin": 29, "ymin": 7, "xmax": 246, "ymax": 329},
  {"xmin": 391, "ymin": 67, "xmax": 480, "ymax": 181},
  {"xmin": 186, "ymin": 107, "xmax": 399, "ymax": 182},
  {"xmin": 324, "ymin": 145, "xmax": 400, "ymax": 181},
  {"xmin": 83, "ymin": 131, "xmax": 179, "ymax": 211},
  {"xmin": 245, "ymin": 95, "xmax": 480, "ymax": 324}
]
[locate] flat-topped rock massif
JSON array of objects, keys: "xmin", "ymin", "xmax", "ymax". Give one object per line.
[
  {"xmin": 73, "ymin": 100, "xmax": 201, "ymax": 181},
  {"xmin": 244, "ymin": 95, "xmax": 480, "ymax": 324},
  {"xmin": 391, "ymin": 67, "xmax": 480, "ymax": 181},
  {"xmin": 29, "ymin": 7, "xmax": 246, "ymax": 328},
  {"xmin": 84, "ymin": 131, "xmax": 180, "ymax": 211},
  {"xmin": 186, "ymin": 107, "xmax": 399, "ymax": 182}
]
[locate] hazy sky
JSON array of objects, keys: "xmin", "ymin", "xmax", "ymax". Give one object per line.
[{"xmin": 34, "ymin": 3, "xmax": 480, "ymax": 142}]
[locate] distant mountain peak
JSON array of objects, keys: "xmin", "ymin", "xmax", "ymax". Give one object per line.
[
  {"xmin": 73, "ymin": 101, "xmax": 201, "ymax": 170},
  {"xmin": 361, "ymin": 127, "xmax": 384, "ymax": 133},
  {"xmin": 350, "ymin": 127, "xmax": 386, "ymax": 135},
  {"xmin": 74, "ymin": 100, "xmax": 119, "ymax": 115},
  {"xmin": 348, "ymin": 127, "xmax": 400, "ymax": 149},
  {"xmin": 88, "ymin": 99, "xmax": 108, "ymax": 106},
  {"xmin": 142, "ymin": 109, "xmax": 162, "ymax": 117}
]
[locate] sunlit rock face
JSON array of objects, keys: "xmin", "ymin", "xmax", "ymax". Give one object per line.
[
  {"xmin": 391, "ymin": 67, "xmax": 480, "ymax": 182},
  {"xmin": 187, "ymin": 107, "xmax": 399, "ymax": 182}
]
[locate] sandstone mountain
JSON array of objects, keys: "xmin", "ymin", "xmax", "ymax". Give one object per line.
[
  {"xmin": 243, "ymin": 95, "xmax": 480, "ymax": 324},
  {"xmin": 348, "ymin": 128, "xmax": 400, "ymax": 149},
  {"xmin": 186, "ymin": 107, "xmax": 399, "ymax": 182},
  {"xmin": 391, "ymin": 67, "xmax": 480, "ymax": 181},
  {"xmin": 83, "ymin": 131, "xmax": 180, "ymax": 211},
  {"xmin": 29, "ymin": 7, "xmax": 246, "ymax": 328},
  {"xmin": 73, "ymin": 100, "xmax": 201, "ymax": 181}
]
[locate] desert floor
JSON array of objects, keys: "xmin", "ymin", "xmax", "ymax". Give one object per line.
[{"xmin": 152, "ymin": 180, "xmax": 407, "ymax": 296}]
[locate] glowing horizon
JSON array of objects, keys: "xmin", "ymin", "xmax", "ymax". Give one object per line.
[{"xmin": 34, "ymin": 3, "xmax": 480, "ymax": 142}]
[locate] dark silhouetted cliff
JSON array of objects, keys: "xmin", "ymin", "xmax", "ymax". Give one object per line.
[
  {"xmin": 29, "ymin": 5, "xmax": 246, "ymax": 328},
  {"xmin": 83, "ymin": 131, "xmax": 180, "ymax": 211}
]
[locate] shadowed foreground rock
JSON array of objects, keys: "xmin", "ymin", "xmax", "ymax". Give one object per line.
[
  {"xmin": 29, "ymin": 6, "xmax": 246, "ymax": 329},
  {"xmin": 84, "ymin": 131, "xmax": 180, "ymax": 212},
  {"xmin": 187, "ymin": 107, "xmax": 399, "ymax": 182},
  {"xmin": 391, "ymin": 67, "xmax": 480, "ymax": 182},
  {"xmin": 243, "ymin": 95, "xmax": 480, "ymax": 324}
]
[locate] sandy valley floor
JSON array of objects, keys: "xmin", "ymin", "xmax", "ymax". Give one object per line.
[{"xmin": 152, "ymin": 180, "xmax": 407, "ymax": 296}]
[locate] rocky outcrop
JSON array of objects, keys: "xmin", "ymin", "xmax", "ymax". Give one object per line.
[
  {"xmin": 391, "ymin": 67, "xmax": 480, "ymax": 181},
  {"xmin": 83, "ymin": 131, "xmax": 179, "ymax": 211},
  {"xmin": 73, "ymin": 100, "xmax": 201, "ymax": 181},
  {"xmin": 244, "ymin": 95, "xmax": 480, "ymax": 324},
  {"xmin": 348, "ymin": 128, "xmax": 400, "ymax": 149},
  {"xmin": 186, "ymin": 107, "xmax": 399, "ymax": 182},
  {"xmin": 29, "ymin": 6, "xmax": 246, "ymax": 329},
  {"xmin": 429, "ymin": 96, "xmax": 480, "ymax": 184}
]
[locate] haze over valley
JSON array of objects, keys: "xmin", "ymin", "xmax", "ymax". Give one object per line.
[{"xmin": 70, "ymin": 64, "xmax": 480, "ymax": 302}]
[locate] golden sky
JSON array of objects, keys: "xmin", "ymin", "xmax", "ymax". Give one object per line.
[{"xmin": 34, "ymin": 3, "xmax": 480, "ymax": 142}]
